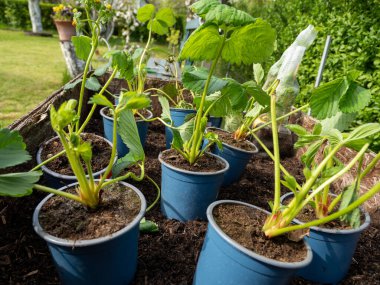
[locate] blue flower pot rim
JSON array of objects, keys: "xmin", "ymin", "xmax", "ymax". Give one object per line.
[
  {"xmin": 36, "ymin": 133, "xmax": 116, "ymax": 181},
  {"xmin": 280, "ymin": 192, "xmax": 371, "ymax": 235},
  {"xmin": 169, "ymin": 107, "xmax": 196, "ymax": 113},
  {"xmin": 207, "ymin": 199, "xmax": 313, "ymax": 269},
  {"xmin": 32, "ymin": 180, "xmax": 146, "ymax": 247},
  {"xmin": 100, "ymin": 107, "xmax": 153, "ymax": 122},
  {"xmin": 206, "ymin": 127, "xmax": 259, "ymax": 154},
  {"xmin": 158, "ymin": 149, "xmax": 230, "ymax": 176}
]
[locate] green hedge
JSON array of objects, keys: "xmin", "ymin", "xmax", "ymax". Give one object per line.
[
  {"xmin": 0, "ymin": 0, "xmax": 56, "ymax": 31},
  {"xmin": 229, "ymin": 0, "xmax": 380, "ymax": 151}
]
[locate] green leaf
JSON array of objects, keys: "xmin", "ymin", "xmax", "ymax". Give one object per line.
[
  {"xmin": 321, "ymin": 165, "xmax": 344, "ymax": 178},
  {"xmin": 72, "ymin": 35, "xmax": 92, "ymax": 61},
  {"xmin": 158, "ymin": 96, "xmax": 171, "ymax": 123},
  {"xmin": 223, "ymin": 112, "xmax": 244, "ymax": 132},
  {"xmin": 312, "ymin": 123, "xmax": 322, "ymax": 135},
  {"xmin": 147, "ymin": 19, "xmax": 168, "ymax": 35},
  {"xmin": 324, "ymin": 129, "xmax": 344, "ymax": 146},
  {"xmin": 179, "ymin": 23, "xmax": 222, "ymax": 62},
  {"xmin": 320, "ymin": 111, "xmax": 357, "ymax": 132},
  {"xmin": 112, "ymin": 109, "xmax": 145, "ymax": 177},
  {"xmin": 76, "ymin": 142, "xmax": 92, "ymax": 163},
  {"xmin": 339, "ymin": 184, "xmax": 361, "ymax": 228},
  {"xmin": 85, "ymin": 77, "xmax": 101, "ymax": 91},
  {"xmin": 64, "ymin": 78, "xmax": 82, "ymax": 90},
  {"xmin": 221, "ymin": 79, "xmax": 247, "ymax": 111},
  {"xmin": 125, "ymin": 94, "xmax": 151, "ymax": 110},
  {"xmin": 89, "ymin": 94, "xmax": 113, "ymax": 108},
  {"xmin": 245, "ymin": 103, "xmax": 264, "ymax": 118},
  {"xmin": 182, "ymin": 68, "xmax": 227, "ymax": 95},
  {"xmin": 345, "ymin": 123, "xmax": 380, "ymax": 143},
  {"xmin": 205, "ymin": 4, "xmax": 255, "ymax": 26},
  {"xmin": 222, "ymin": 19, "xmax": 276, "ymax": 65},
  {"xmin": 242, "ymin": 80, "xmax": 270, "ymax": 107},
  {"xmin": 0, "ymin": 129, "xmax": 31, "ymax": 168},
  {"xmin": 177, "ymin": 117, "xmax": 195, "ymax": 143},
  {"xmin": 139, "ymin": 218, "xmax": 159, "ymax": 233},
  {"xmin": 94, "ymin": 62, "xmax": 111, "ymax": 77},
  {"xmin": 204, "ymin": 131, "xmax": 223, "ymax": 150},
  {"xmin": 310, "ymin": 77, "xmax": 350, "ymax": 119},
  {"xmin": 301, "ymin": 140, "xmax": 323, "ymax": 167},
  {"xmin": 161, "ymin": 83, "xmax": 178, "ymax": 100},
  {"xmin": 50, "ymin": 99, "xmax": 78, "ymax": 131},
  {"xmin": 286, "ymin": 124, "xmax": 308, "ymax": 136},
  {"xmin": 339, "ymin": 82, "xmax": 371, "ymax": 113},
  {"xmin": 303, "ymin": 167, "xmax": 312, "ymax": 180},
  {"xmin": 193, "ymin": 91, "xmax": 231, "ymax": 117},
  {"xmin": 191, "ymin": 0, "xmax": 219, "ymax": 17},
  {"xmin": 137, "ymin": 4, "xmax": 155, "ymax": 23},
  {"xmin": 156, "ymin": 8, "xmax": 176, "ymax": 27},
  {"xmin": 0, "ymin": 171, "xmax": 41, "ymax": 197},
  {"xmin": 104, "ymin": 50, "xmax": 134, "ymax": 80},
  {"xmin": 253, "ymin": 63, "xmax": 264, "ymax": 85},
  {"xmin": 281, "ymin": 174, "xmax": 298, "ymax": 192},
  {"xmin": 132, "ymin": 48, "xmax": 144, "ymax": 61},
  {"xmin": 171, "ymin": 128, "xmax": 184, "ymax": 150}
]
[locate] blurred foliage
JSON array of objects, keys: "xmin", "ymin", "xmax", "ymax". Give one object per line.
[
  {"xmin": 0, "ymin": 0, "xmax": 58, "ymax": 31},
  {"xmin": 227, "ymin": 0, "xmax": 380, "ymax": 151}
]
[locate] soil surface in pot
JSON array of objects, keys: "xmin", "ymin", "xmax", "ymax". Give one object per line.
[
  {"xmin": 40, "ymin": 133, "xmax": 112, "ymax": 176},
  {"xmin": 283, "ymin": 196, "xmax": 365, "ymax": 230},
  {"xmin": 161, "ymin": 148, "xmax": 225, "ymax": 172},
  {"xmin": 104, "ymin": 108, "xmax": 151, "ymax": 120},
  {"xmin": 1, "ymin": 120, "xmax": 379, "ymax": 284},
  {"xmin": 214, "ymin": 204, "xmax": 307, "ymax": 262},
  {"xmin": 38, "ymin": 183, "xmax": 141, "ymax": 240},
  {"xmin": 209, "ymin": 128, "xmax": 256, "ymax": 151}
]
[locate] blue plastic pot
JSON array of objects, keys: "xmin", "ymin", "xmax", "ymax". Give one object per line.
[
  {"xmin": 207, "ymin": 128, "xmax": 258, "ymax": 186},
  {"xmin": 158, "ymin": 150, "xmax": 229, "ymax": 221},
  {"xmin": 280, "ymin": 192, "xmax": 371, "ymax": 284},
  {"xmin": 193, "ymin": 200, "xmax": 313, "ymax": 285},
  {"xmin": 33, "ymin": 180, "xmax": 146, "ymax": 285},
  {"xmin": 100, "ymin": 107, "xmax": 152, "ymax": 157},
  {"xmin": 207, "ymin": 116, "xmax": 222, "ymax": 128},
  {"xmin": 165, "ymin": 108, "xmax": 196, "ymax": 149},
  {"xmin": 36, "ymin": 134, "xmax": 114, "ymax": 189}
]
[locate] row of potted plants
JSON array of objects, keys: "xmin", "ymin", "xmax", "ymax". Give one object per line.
[{"xmin": 1, "ymin": 0, "xmax": 380, "ymax": 284}]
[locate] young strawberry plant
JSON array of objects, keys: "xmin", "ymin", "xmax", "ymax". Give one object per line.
[{"xmin": 161, "ymin": 0, "xmax": 276, "ymax": 165}]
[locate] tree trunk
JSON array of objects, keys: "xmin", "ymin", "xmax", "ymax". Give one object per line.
[
  {"xmin": 28, "ymin": 0, "xmax": 43, "ymax": 33},
  {"xmin": 59, "ymin": 41, "xmax": 85, "ymax": 78}
]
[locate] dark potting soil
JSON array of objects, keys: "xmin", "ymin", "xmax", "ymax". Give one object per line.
[
  {"xmin": 209, "ymin": 128, "xmax": 257, "ymax": 151},
  {"xmin": 104, "ymin": 108, "xmax": 151, "ymax": 119},
  {"xmin": 38, "ymin": 184, "xmax": 141, "ymax": 240},
  {"xmin": 213, "ymin": 204, "xmax": 307, "ymax": 262},
  {"xmin": 40, "ymin": 133, "xmax": 112, "ymax": 176},
  {"xmin": 161, "ymin": 148, "xmax": 225, "ymax": 172},
  {"xmin": 1, "ymin": 120, "xmax": 380, "ymax": 284}
]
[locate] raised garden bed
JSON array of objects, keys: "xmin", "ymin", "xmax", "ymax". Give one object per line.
[{"xmin": 1, "ymin": 76, "xmax": 380, "ymax": 284}]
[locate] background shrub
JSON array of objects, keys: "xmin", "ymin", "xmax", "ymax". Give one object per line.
[
  {"xmin": 0, "ymin": 0, "xmax": 56, "ymax": 31},
  {"xmin": 228, "ymin": 0, "xmax": 380, "ymax": 151}
]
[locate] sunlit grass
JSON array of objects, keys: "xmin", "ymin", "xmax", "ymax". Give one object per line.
[
  {"xmin": 0, "ymin": 29, "xmax": 171, "ymax": 127},
  {"xmin": 0, "ymin": 29, "xmax": 67, "ymax": 127}
]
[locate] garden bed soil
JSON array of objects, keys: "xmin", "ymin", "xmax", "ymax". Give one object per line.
[
  {"xmin": 209, "ymin": 128, "xmax": 256, "ymax": 151},
  {"xmin": 1, "ymin": 120, "xmax": 380, "ymax": 284},
  {"xmin": 161, "ymin": 148, "xmax": 225, "ymax": 172},
  {"xmin": 39, "ymin": 184, "xmax": 141, "ymax": 240},
  {"xmin": 213, "ymin": 203, "xmax": 307, "ymax": 262},
  {"xmin": 40, "ymin": 133, "xmax": 112, "ymax": 176}
]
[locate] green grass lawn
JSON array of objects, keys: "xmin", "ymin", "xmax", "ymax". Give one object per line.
[
  {"xmin": 0, "ymin": 29, "xmax": 66, "ymax": 127},
  {"xmin": 0, "ymin": 29, "xmax": 171, "ymax": 127}
]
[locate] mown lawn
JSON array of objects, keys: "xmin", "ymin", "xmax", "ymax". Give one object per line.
[{"xmin": 0, "ymin": 29, "xmax": 66, "ymax": 127}]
